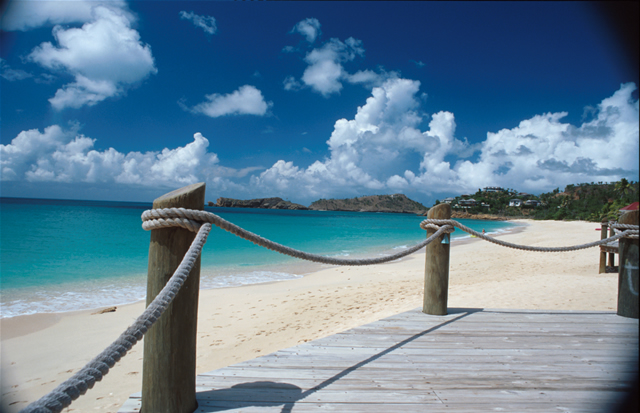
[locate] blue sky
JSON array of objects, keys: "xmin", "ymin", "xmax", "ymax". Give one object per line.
[{"xmin": 1, "ymin": 1, "xmax": 638, "ymax": 205}]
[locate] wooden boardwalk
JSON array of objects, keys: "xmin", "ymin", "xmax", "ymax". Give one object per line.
[{"xmin": 119, "ymin": 308, "xmax": 638, "ymax": 412}]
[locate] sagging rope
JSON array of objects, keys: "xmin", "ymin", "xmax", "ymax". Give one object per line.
[
  {"xmin": 420, "ymin": 219, "xmax": 638, "ymax": 252},
  {"xmin": 20, "ymin": 224, "xmax": 212, "ymax": 413},
  {"xmin": 142, "ymin": 208, "xmax": 454, "ymax": 265}
]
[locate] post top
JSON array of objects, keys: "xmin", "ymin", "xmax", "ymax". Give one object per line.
[
  {"xmin": 619, "ymin": 209, "xmax": 639, "ymax": 226},
  {"xmin": 427, "ymin": 203, "xmax": 452, "ymax": 219},
  {"xmin": 153, "ymin": 183, "xmax": 206, "ymax": 209}
]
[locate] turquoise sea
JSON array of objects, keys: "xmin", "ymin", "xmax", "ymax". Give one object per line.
[{"xmin": 0, "ymin": 198, "xmax": 515, "ymax": 318}]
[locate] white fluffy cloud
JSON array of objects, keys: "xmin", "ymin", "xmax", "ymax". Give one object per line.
[
  {"xmin": 283, "ymin": 29, "xmax": 377, "ymax": 97},
  {"xmin": 291, "ymin": 18, "xmax": 321, "ymax": 43},
  {"xmin": 255, "ymin": 78, "xmax": 455, "ymax": 198},
  {"xmin": 254, "ymin": 80, "xmax": 639, "ymax": 203},
  {"xmin": 188, "ymin": 85, "xmax": 273, "ymax": 118},
  {"xmin": 1, "ymin": 0, "xmax": 132, "ymax": 31},
  {"xmin": 179, "ymin": 11, "xmax": 217, "ymax": 35},
  {"xmin": 23, "ymin": 3, "xmax": 156, "ymax": 110},
  {"xmin": 300, "ymin": 37, "xmax": 366, "ymax": 96},
  {"xmin": 285, "ymin": 21, "xmax": 392, "ymax": 97},
  {"xmin": 444, "ymin": 82, "xmax": 640, "ymax": 193},
  {"xmin": 0, "ymin": 127, "xmax": 244, "ymax": 189}
]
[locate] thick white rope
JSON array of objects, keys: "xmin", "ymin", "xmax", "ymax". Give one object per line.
[
  {"xmin": 141, "ymin": 208, "xmax": 451, "ymax": 265},
  {"xmin": 420, "ymin": 219, "xmax": 638, "ymax": 252},
  {"xmin": 142, "ymin": 208, "xmax": 638, "ymax": 258},
  {"xmin": 20, "ymin": 223, "xmax": 212, "ymax": 413}
]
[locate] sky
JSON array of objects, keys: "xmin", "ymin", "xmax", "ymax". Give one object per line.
[{"xmin": 1, "ymin": 0, "xmax": 638, "ymax": 206}]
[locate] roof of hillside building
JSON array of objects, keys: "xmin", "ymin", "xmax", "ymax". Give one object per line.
[{"xmin": 620, "ymin": 202, "xmax": 639, "ymax": 211}]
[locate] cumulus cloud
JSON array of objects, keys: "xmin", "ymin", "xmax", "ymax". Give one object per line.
[
  {"xmin": 253, "ymin": 80, "xmax": 639, "ymax": 203},
  {"xmin": 0, "ymin": 126, "xmax": 255, "ymax": 191},
  {"xmin": 179, "ymin": 11, "xmax": 217, "ymax": 35},
  {"xmin": 284, "ymin": 24, "xmax": 394, "ymax": 97},
  {"xmin": 283, "ymin": 33, "xmax": 372, "ymax": 97},
  {"xmin": 24, "ymin": 3, "xmax": 156, "ymax": 110},
  {"xmin": 301, "ymin": 38, "xmax": 365, "ymax": 96},
  {"xmin": 444, "ymin": 82, "xmax": 640, "ymax": 193},
  {"xmin": 187, "ymin": 85, "xmax": 273, "ymax": 118},
  {"xmin": 291, "ymin": 18, "xmax": 321, "ymax": 43},
  {"xmin": 255, "ymin": 78, "xmax": 449, "ymax": 198},
  {"xmin": 1, "ymin": 0, "xmax": 132, "ymax": 31}
]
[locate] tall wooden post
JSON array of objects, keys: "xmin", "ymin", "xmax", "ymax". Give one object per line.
[
  {"xmin": 617, "ymin": 210, "xmax": 639, "ymax": 319},
  {"xmin": 423, "ymin": 203, "xmax": 451, "ymax": 315},
  {"xmin": 608, "ymin": 222, "xmax": 616, "ymax": 267},
  {"xmin": 142, "ymin": 183, "xmax": 205, "ymax": 413},
  {"xmin": 599, "ymin": 220, "xmax": 608, "ymax": 274}
]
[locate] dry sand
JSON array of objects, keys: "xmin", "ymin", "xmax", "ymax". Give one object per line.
[{"xmin": 0, "ymin": 219, "xmax": 619, "ymax": 412}]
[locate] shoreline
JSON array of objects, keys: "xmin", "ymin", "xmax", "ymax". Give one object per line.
[
  {"xmin": 0, "ymin": 219, "xmax": 519, "ymax": 320},
  {"xmin": 1, "ymin": 219, "xmax": 618, "ymax": 413}
]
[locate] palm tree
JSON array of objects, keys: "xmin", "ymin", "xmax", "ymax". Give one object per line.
[{"xmin": 615, "ymin": 178, "xmax": 634, "ymax": 199}]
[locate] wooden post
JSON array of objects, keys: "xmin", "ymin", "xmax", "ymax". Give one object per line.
[
  {"xmin": 142, "ymin": 183, "xmax": 205, "ymax": 413},
  {"xmin": 617, "ymin": 210, "xmax": 639, "ymax": 319},
  {"xmin": 423, "ymin": 203, "xmax": 451, "ymax": 315},
  {"xmin": 599, "ymin": 220, "xmax": 608, "ymax": 274},
  {"xmin": 608, "ymin": 222, "xmax": 616, "ymax": 267}
]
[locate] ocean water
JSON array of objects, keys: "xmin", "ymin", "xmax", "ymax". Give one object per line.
[{"xmin": 0, "ymin": 198, "xmax": 515, "ymax": 318}]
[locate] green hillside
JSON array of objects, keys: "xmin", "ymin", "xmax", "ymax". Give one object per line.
[{"xmin": 435, "ymin": 179, "xmax": 638, "ymax": 222}]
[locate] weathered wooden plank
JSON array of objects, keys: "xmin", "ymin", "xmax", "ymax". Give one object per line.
[
  {"xmin": 247, "ymin": 353, "xmax": 635, "ymax": 366},
  {"xmin": 196, "ymin": 375, "xmax": 635, "ymax": 392},
  {"xmin": 200, "ymin": 368, "xmax": 636, "ymax": 383},
  {"xmin": 276, "ymin": 346, "xmax": 636, "ymax": 360},
  {"xmin": 193, "ymin": 403, "xmax": 620, "ymax": 413},
  {"xmin": 433, "ymin": 388, "xmax": 627, "ymax": 403},
  {"xmin": 196, "ymin": 389, "xmax": 441, "ymax": 404},
  {"xmin": 312, "ymin": 336, "xmax": 638, "ymax": 350}
]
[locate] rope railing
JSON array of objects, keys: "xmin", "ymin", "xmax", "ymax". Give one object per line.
[
  {"xmin": 420, "ymin": 219, "xmax": 639, "ymax": 252},
  {"xmin": 142, "ymin": 208, "xmax": 453, "ymax": 265},
  {"xmin": 142, "ymin": 208, "xmax": 638, "ymax": 256},
  {"xmin": 20, "ymin": 206, "xmax": 639, "ymax": 413}
]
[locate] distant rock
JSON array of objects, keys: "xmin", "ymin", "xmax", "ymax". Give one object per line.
[
  {"xmin": 309, "ymin": 194, "xmax": 428, "ymax": 214},
  {"xmin": 215, "ymin": 197, "xmax": 308, "ymax": 210}
]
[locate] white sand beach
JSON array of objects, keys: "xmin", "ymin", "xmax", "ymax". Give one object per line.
[{"xmin": 1, "ymin": 219, "xmax": 619, "ymax": 412}]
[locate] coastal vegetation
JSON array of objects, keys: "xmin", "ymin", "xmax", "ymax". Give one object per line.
[{"xmin": 436, "ymin": 179, "xmax": 638, "ymax": 222}]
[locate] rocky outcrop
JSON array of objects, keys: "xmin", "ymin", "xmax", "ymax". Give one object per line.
[
  {"xmin": 215, "ymin": 197, "xmax": 308, "ymax": 210},
  {"xmin": 309, "ymin": 194, "xmax": 427, "ymax": 214}
]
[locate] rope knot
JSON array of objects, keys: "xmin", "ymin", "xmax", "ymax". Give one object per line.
[
  {"xmin": 420, "ymin": 219, "xmax": 455, "ymax": 234},
  {"xmin": 142, "ymin": 208, "xmax": 207, "ymax": 232}
]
